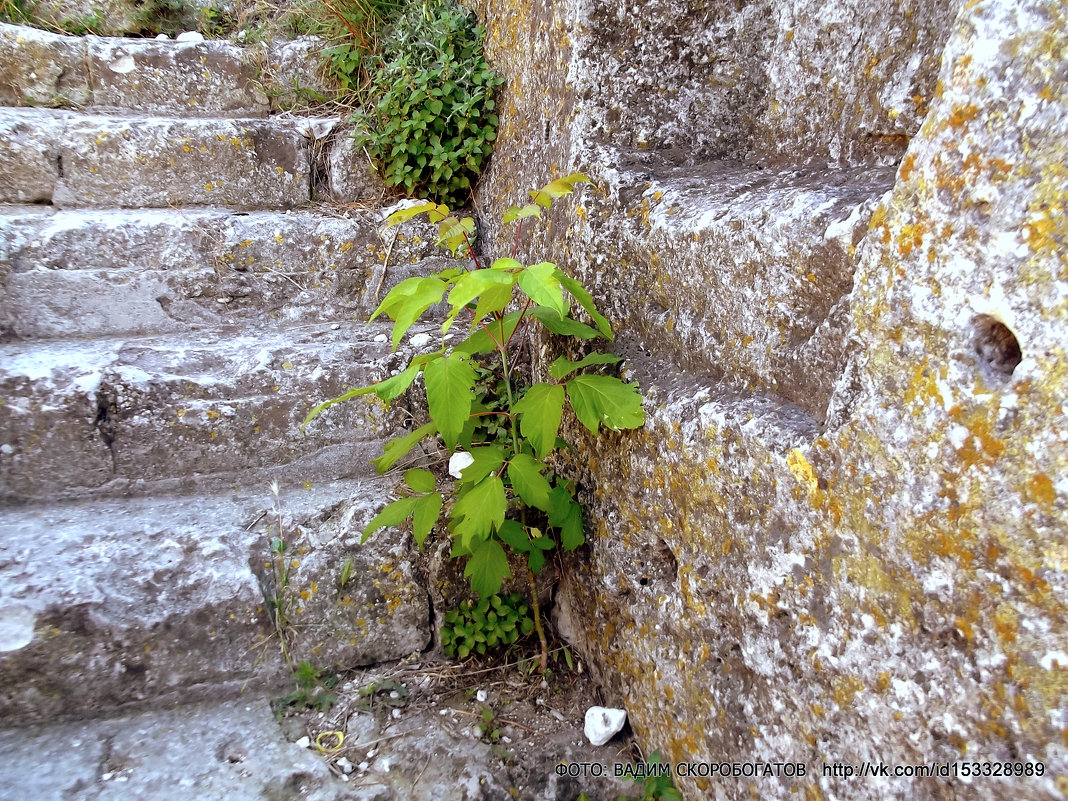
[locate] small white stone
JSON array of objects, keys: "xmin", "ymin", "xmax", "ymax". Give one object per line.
[
  {"xmin": 0, "ymin": 444, "xmax": 13, "ymax": 456},
  {"xmin": 108, "ymin": 55, "xmax": 136, "ymax": 74},
  {"xmin": 475, "ymin": 689, "xmax": 487, "ymax": 703},
  {"xmin": 336, "ymin": 757, "xmax": 354, "ymax": 774},
  {"xmin": 584, "ymin": 706, "xmax": 626, "ymax": 746},
  {"xmin": 448, "ymin": 451, "xmax": 474, "ymax": 478},
  {"xmin": 0, "ymin": 605, "xmax": 36, "ymax": 652},
  {"xmin": 155, "ymin": 33, "xmax": 169, "ymax": 40},
  {"xmin": 216, "ymin": 297, "xmax": 232, "ymax": 304},
  {"xmin": 409, "ymin": 332, "xmax": 432, "ymax": 348},
  {"xmin": 295, "ymin": 736, "xmax": 311, "ymax": 749},
  {"xmin": 331, "ymin": 323, "xmax": 341, "ymax": 330},
  {"xmin": 175, "ymin": 31, "xmax": 205, "ymax": 42},
  {"xmin": 358, "ymin": 761, "xmax": 369, "ymax": 772},
  {"xmin": 373, "ymin": 333, "xmax": 388, "ymax": 343},
  {"xmin": 391, "ymin": 708, "xmax": 401, "ymax": 719}
]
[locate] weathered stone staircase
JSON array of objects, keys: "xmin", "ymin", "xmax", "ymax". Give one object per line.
[{"xmin": 0, "ymin": 22, "xmax": 437, "ymax": 798}]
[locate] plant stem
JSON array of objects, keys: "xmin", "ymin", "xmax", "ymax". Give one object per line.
[{"xmin": 527, "ymin": 566, "xmax": 548, "ymax": 671}]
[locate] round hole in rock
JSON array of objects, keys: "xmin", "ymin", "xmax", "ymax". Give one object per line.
[{"xmin": 972, "ymin": 315, "xmax": 1021, "ymax": 379}]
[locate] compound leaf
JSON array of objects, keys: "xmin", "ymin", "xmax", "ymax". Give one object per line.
[
  {"xmin": 528, "ymin": 306, "xmax": 601, "ymax": 340},
  {"xmin": 464, "ymin": 538, "xmax": 510, "ymax": 598},
  {"xmin": 496, "ymin": 519, "xmax": 531, "ymax": 553},
  {"xmin": 412, "ymin": 492, "xmax": 443, "ymax": 546},
  {"xmin": 554, "ymin": 269, "xmax": 613, "ymax": 339},
  {"xmin": 506, "ymin": 453, "xmax": 552, "ymax": 512},
  {"xmin": 372, "ymin": 421, "xmax": 437, "ymax": 473},
  {"xmin": 451, "ymin": 476, "xmax": 506, "ymax": 550},
  {"xmin": 456, "ymin": 445, "xmax": 506, "ymax": 484},
  {"xmin": 566, "ymin": 374, "xmax": 644, "ymax": 433},
  {"xmin": 423, "ymin": 353, "xmax": 477, "ymax": 449},
  {"xmin": 362, "ymin": 496, "xmax": 418, "ymax": 543},
  {"xmin": 512, "ymin": 383, "xmax": 564, "ymax": 459},
  {"xmin": 548, "ymin": 353, "xmax": 623, "ymax": 381},
  {"xmin": 404, "ymin": 468, "xmax": 436, "ymax": 493},
  {"xmin": 517, "ymin": 262, "xmax": 565, "ymax": 318},
  {"xmin": 547, "ymin": 486, "xmax": 584, "ymax": 550}
]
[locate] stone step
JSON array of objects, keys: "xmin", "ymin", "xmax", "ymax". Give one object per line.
[
  {"xmin": 0, "ymin": 323, "xmax": 435, "ymax": 502},
  {"xmin": 0, "ymin": 205, "xmax": 444, "ymax": 338},
  {"xmin": 0, "ymin": 696, "xmax": 356, "ymax": 800},
  {"xmin": 0, "ymin": 23, "xmax": 337, "ymax": 115},
  {"xmin": 575, "ymin": 150, "xmax": 897, "ymax": 423},
  {"xmin": 0, "ymin": 108, "xmax": 383, "ymax": 208},
  {"xmin": 0, "ymin": 482, "xmax": 429, "ymax": 724},
  {"xmin": 0, "ymin": 107, "xmax": 324, "ymax": 208}
]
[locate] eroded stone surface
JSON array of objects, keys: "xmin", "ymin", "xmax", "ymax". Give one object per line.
[
  {"xmin": 473, "ymin": 0, "xmax": 1068, "ymax": 798},
  {"xmin": 0, "ymin": 481, "xmax": 429, "ymax": 723},
  {"xmin": 0, "ymin": 22, "xmax": 90, "ymax": 107},
  {"xmin": 0, "ymin": 207, "xmax": 447, "ymax": 337},
  {"xmin": 0, "ymin": 109, "xmax": 313, "ymax": 208},
  {"xmin": 85, "ymin": 36, "xmax": 270, "ymax": 116},
  {"xmin": 0, "ymin": 324, "xmax": 432, "ymax": 501},
  {"xmin": 0, "ymin": 697, "xmax": 357, "ymax": 800}
]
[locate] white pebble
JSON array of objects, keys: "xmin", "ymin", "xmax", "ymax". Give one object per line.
[
  {"xmin": 336, "ymin": 757, "xmax": 354, "ymax": 774},
  {"xmin": 155, "ymin": 33, "xmax": 169, "ymax": 40},
  {"xmin": 175, "ymin": 31, "xmax": 205, "ymax": 42},
  {"xmin": 373, "ymin": 333, "xmax": 388, "ymax": 342},
  {"xmin": 476, "ymin": 689, "xmax": 487, "ymax": 703},
  {"xmin": 584, "ymin": 706, "xmax": 626, "ymax": 746},
  {"xmin": 409, "ymin": 332, "xmax": 432, "ymax": 348},
  {"xmin": 295, "ymin": 736, "xmax": 311, "ymax": 749}
]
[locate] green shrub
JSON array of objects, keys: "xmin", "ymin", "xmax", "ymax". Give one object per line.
[{"xmin": 350, "ymin": 0, "xmax": 503, "ymax": 205}]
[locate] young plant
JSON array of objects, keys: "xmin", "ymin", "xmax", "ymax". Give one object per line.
[
  {"xmin": 441, "ymin": 593, "xmax": 535, "ymax": 658},
  {"xmin": 305, "ymin": 173, "xmax": 644, "ymax": 668}
]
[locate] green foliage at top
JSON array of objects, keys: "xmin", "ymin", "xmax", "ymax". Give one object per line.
[{"xmin": 350, "ymin": 0, "xmax": 504, "ymax": 205}]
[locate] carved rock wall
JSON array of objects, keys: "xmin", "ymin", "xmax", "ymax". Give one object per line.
[{"xmin": 473, "ymin": 0, "xmax": 1067, "ymax": 798}]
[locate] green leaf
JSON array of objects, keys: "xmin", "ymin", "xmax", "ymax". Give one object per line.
[
  {"xmin": 528, "ymin": 306, "xmax": 602, "ymax": 340},
  {"xmin": 517, "ymin": 262, "xmax": 565, "ymax": 317},
  {"xmin": 548, "ymin": 486, "xmax": 584, "ymax": 550},
  {"xmin": 548, "ymin": 353, "xmax": 623, "ymax": 381},
  {"xmin": 456, "ymin": 446, "xmax": 506, "ymax": 484},
  {"xmin": 454, "ymin": 311, "xmax": 521, "ymax": 355},
  {"xmin": 404, "ymin": 468, "xmax": 436, "ymax": 493},
  {"xmin": 490, "ymin": 257, "xmax": 522, "ymax": 271},
  {"xmin": 437, "ymin": 215, "xmax": 475, "ymax": 255},
  {"xmin": 496, "ymin": 519, "xmax": 530, "ymax": 553},
  {"xmin": 512, "ymin": 383, "xmax": 565, "ymax": 459},
  {"xmin": 383, "ymin": 201, "xmax": 447, "ymax": 229},
  {"xmin": 412, "ymin": 492, "xmax": 442, "ymax": 546},
  {"xmin": 451, "ymin": 476, "xmax": 506, "ymax": 549},
  {"xmin": 554, "ymin": 269, "xmax": 613, "ymax": 339},
  {"xmin": 302, "ymin": 385, "xmax": 371, "ymax": 430},
  {"xmin": 566, "ymin": 375, "xmax": 645, "ymax": 433},
  {"xmin": 375, "ymin": 352, "xmax": 441, "ymax": 402},
  {"xmin": 464, "ymin": 538, "xmax": 510, "ymax": 598},
  {"xmin": 528, "ymin": 548, "xmax": 546, "ymax": 574},
  {"xmin": 376, "ymin": 276, "xmax": 448, "ymax": 350},
  {"xmin": 446, "ymin": 270, "xmax": 514, "ymax": 332},
  {"xmin": 530, "ymin": 173, "xmax": 590, "ymax": 209},
  {"xmin": 506, "ymin": 453, "xmax": 552, "ymax": 511},
  {"xmin": 502, "ymin": 204, "xmax": 542, "ymax": 224},
  {"xmin": 362, "ymin": 496, "xmax": 418, "ymax": 543},
  {"xmin": 423, "ymin": 353, "xmax": 477, "ymax": 449},
  {"xmin": 471, "ymin": 280, "xmax": 514, "ymax": 327},
  {"xmin": 372, "ymin": 421, "xmax": 437, "ymax": 473}
]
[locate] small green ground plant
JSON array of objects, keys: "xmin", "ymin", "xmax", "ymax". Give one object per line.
[
  {"xmin": 349, "ymin": 0, "xmax": 503, "ymax": 204},
  {"xmin": 306, "ymin": 174, "xmax": 643, "ymax": 668},
  {"xmin": 441, "ymin": 593, "xmax": 534, "ymax": 658}
]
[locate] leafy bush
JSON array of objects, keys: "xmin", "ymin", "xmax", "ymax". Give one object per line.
[
  {"xmin": 306, "ymin": 174, "xmax": 644, "ymax": 667},
  {"xmin": 441, "ymin": 593, "xmax": 535, "ymax": 658},
  {"xmin": 350, "ymin": 0, "xmax": 503, "ymax": 205}
]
